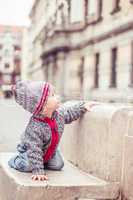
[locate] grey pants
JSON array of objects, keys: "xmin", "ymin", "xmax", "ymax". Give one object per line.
[{"xmin": 8, "ymin": 147, "xmax": 64, "ymax": 173}]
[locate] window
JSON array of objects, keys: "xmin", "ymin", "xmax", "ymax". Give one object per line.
[
  {"xmin": 0, "ymin": 44, "xmax": 2, "ymax": 50},
  {"xmin": 56, "ymin": 9, "xmax": 63, "ymax": 25},
  {"xmin": 52, "ymin": 57, "xmax": 58, "ymax": 85},
  {"xmin": 49, "ymin": 0, "xmax": 56, "ymax": 17},
  {"xmin": 77, "ymin": 57, "xmax": 84, "ymax": 96},
  {"xmin": 111, "ymin": 0, "xmax": 121, "ymax": 14},
  {"xmin": 79, "ymin": 57, "xmax": 84, "ymax": 86},
  {"xmin": 4, "ymin": 49, "xmax": 10, "ymax": 57},
  {"xmin": 94, "ymin": 53, "xmax": 100, "ymax": 88},
  {"xmin": 110, "ymin": 48, "xmax": 117, "ymax": 88},
  {"xmin": 14, "ymin": 45, "xmax": 21, "ymax": 51},
  {"xmin": 0, "ymin": 71, "xmax": 3, "ymax": 84},
  {"xmin": 4, "ymin": 63, "xmax": 10, "ymax": 69},
  {"xmin": 85, "ymin": 0, "xmax": 103, "ymax": 24},
  {"xmin": 98, "ymin": 0, "xmax": 103, "ymax": 19},
  {"xmin": 87, "ymin": 0, "xmax": 97, "ymax": 16},
  {"xmin": 70, "ymin": 0, "xmax": 84, "ymax": 23},
  {"xmin": 57, "ymin": 0, "xmax": 68, "ymax": 16}
]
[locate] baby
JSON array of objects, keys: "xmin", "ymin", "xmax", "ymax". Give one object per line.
[{"xmin": 8, "ymin": 80, "xmax": 99, "ymax": 181}]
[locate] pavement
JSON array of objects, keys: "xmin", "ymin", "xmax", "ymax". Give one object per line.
[{"xmin": 0, "ymin": 98, "xmax": 31, "ymax": 152}]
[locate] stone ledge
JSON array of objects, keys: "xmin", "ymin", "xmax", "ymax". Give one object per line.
[
  {"xmin": 61, "ymin": 105, "xmax": 132, "ymax": 183},
  {"xmin": 0, "ymin": 153, "xmax": 120, "ymax": 200},
  {"xmin": 122, "ymin": 136, "xmax": 133, "ymax": 199}
]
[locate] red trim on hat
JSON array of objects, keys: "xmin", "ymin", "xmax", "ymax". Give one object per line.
[
  {"xmin": 33, "ymin": 83, "xmax": 50, "ymax": 115},
  {"xmin": 34, "ymin": 83, "xmax": 49, "ymax": 115},
  {"xmin": 11, "ymin": 85, "xmax": 17, "ymax": 98},
  {"xmin": 37, "ymin": 84, "xmax": 49, "ymax": 112}
]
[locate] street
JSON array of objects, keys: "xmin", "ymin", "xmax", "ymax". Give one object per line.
[{"xmin": 0, "ymin": 98, "xmax": 31, "ymax": 152}]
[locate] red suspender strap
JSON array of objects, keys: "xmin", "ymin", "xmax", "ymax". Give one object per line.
[{"xmin": 33, "ymin": 115, "xmax": 59, "ymax": 162}]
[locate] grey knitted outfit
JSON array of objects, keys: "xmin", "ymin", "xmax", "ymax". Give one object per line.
[{"xmin": 8, "ymin": 80, "xmax": 87, "ymax": 175}]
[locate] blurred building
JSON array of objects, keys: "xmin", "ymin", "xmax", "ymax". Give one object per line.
[
  {"xmin": 0, "ymin": 25, "xmax": 24, "ymax": 97},
  {"xmin": 21, "ymin": 27, "xmax": 31, "ymax": 80},
  {"xmin": 28, "ymin": 0, "xmax": 133, "ymax": 102}
]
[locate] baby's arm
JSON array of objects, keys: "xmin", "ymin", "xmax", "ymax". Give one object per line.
[
  {"xmin": 59, "ymin": 100, "xmax": 87, "ymax": 124},
  {"xmin": 25, "ymin": 119, "xmax": 48, "ymax": 181},
  {"xmin": 59, "ymin": 100, "xmax": 100, "ymax": 124}
]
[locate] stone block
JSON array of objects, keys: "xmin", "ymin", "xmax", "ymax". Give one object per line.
[
  {"xmin": 0, "ymin": 153, "xmax": 119, "ymax": 200},
  {"xmin": 122, "ymin": 136, "xmax": 133, "ymax": 200},
  {"xmin": 60, "ymin": 105, "xmax": 131, "ymax": 182}
]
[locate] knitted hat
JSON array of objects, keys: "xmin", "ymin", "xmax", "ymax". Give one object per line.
[{"xmin": 12, "ymin": 80, "xmax": 51, "ymax": 115}]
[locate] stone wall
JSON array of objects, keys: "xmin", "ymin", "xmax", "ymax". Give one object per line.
[{"xmin": 60, "ymin": 104, "xmax": 133, "ymax": 199}]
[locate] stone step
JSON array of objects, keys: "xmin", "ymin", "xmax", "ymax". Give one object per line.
[{"xmin": 0, "ymin": 153, "xmax": 120, "ymax": 200}]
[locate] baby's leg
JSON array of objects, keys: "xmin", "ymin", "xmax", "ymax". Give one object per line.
[
  {"xmin": 8, "ymin": 152, "xmax": 32, "ymax": 173},
  {"xmin": 44, "ymin": 149, "xmax": 64, "ymax": 171}
]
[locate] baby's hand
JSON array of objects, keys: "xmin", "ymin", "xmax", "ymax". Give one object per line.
[
  {"xmin": 31, "ymin": 174, "xmax": 48, "ymax": 181},
  {"xmin": 84, "ymin": 101, "xmax": 101, "ymax": 112}
]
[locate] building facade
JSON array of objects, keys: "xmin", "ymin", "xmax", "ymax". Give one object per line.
[
  {"xmin": 21, "ymin": 27, "xmax": 31, "ymax": 80},
  {"xmin": 0, "ymin": 25, "xmax": 24, "ymax": 91},
  {"xmin": 28, "ymin": 0, "xmax": 133, "ymax": 102}
]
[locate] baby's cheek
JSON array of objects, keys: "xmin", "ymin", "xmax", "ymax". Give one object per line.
[{"xmin": 53, "ymin": 102, "xmax": 58, "ymax": 109}]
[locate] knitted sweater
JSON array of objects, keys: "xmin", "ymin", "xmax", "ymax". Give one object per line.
[{"xmin": 17, "ymin": 100, "xmax": 87, "ymax": 175}]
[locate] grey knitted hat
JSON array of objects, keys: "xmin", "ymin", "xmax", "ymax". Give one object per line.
[{"xmin": 12, "ymin": 80, "xmax": 51, "ymax": 115}]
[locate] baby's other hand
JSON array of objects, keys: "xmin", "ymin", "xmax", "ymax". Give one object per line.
[
  {"xmin": 84, "ymin": 101, "xmax": 101, "ymax": 112},
  {"xmin": 31, "ymin": 174, "xmax": 48, "ymax": 181}
]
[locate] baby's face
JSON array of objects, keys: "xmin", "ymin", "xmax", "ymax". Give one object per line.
[{"xmin": 41, "ymin": 86, "xmax": 60, "ymax": 114}]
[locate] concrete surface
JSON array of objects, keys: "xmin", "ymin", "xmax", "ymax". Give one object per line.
[
  {"xmin": 60, "ymin": 104, "xmax": 132, "ymax": 182},
  {"xmin": 122, "ymin": 136, "xmax": 133, "ymax": 200},
  {"xmin": 0, "ymin": 153, "xmax": 119, "ymax": 200},
  {"xmin": 0, "ymin": 99, "xmax": 31, "ymax": 152}
]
